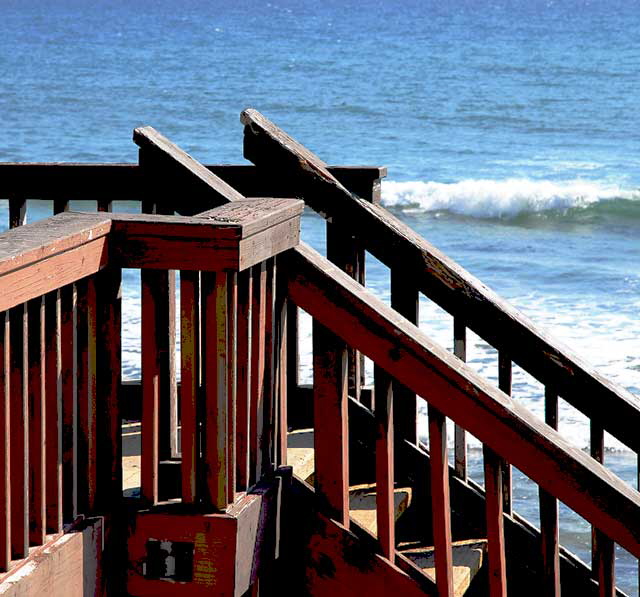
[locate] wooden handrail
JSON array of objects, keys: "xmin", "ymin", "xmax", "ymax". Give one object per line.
[
  {"xmin": 241, "ymin": 108, "xmax": 640, "ymax": 455},
  {"xmin": 283, "ymin": 241, "xmax": 640, "ymax": 559}
]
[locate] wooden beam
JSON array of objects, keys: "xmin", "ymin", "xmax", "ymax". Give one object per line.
[
  {"xmin": 236, "ymin": 269, "xmax": 253, "ymax": 491},
  {"xmin": 0, "ymin": 312, "xmax": 10, "ymax": 571},
  {"xmin": 453, "ymin": 318, "xmax": 467, "ymax": 481},
  {"xmin": 484, "ymin": 446, "xmax": 507, "ymax": 597},
  {"xmin": 284, "ymin": 242, "xmax": 640, "ymax": 559}
]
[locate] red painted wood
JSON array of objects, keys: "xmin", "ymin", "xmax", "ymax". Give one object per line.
[
  {"xmin": 390, "ymin": 270, "xmax": 418, "ymax": 447},
  {"xmin": 0, "ymin": 312, "xmax": 10, "ymax": 570},
  {"xmin": 262, "ymin": 259, "xmax": 275, "ymax": 476},
  {"xmin": 250, "ymin": 264, "xmax": 266, "ymax": 485},
  {"xmin": 27, "ymin": 297, "xmax": 46, "ymax": 545},
  {"xmin": 202, "ymin": 272, "xmax": 229, "ymax": 510},
  {"xmin": 141, "ymin": 269, "xmax": 160, "ymax": 505},
  {"xmin": 374, "ymin": 365, "xmax": 394, "ymax": 560},
  {"xmin": 180, "ymin": 271, "xmax": 199, "ymax": 504},
  {"xmin": 539, "ymin": 388, "xmax": 560, "ymax": 596},
  {"xmin": 429, "ymin": 405, "xmax": 454, "ymax": 597},
  {"xmin": 274, "ymin": 261, "xmax": 288, "ymax": 467},
  {"xmin": 236, "ymin": 269, "xmax": 252, "ymax": 491},
  {"xmin": 286, "ymin": 301, "xmax": 299, "ymax": 421},
  {"xmin": 75, "ymin": 280, "xmax": 89, "ymax": 515},
  {"xmin": 85, "ymin": 278, "xmax": 98, "ymax": 513},
  {"xmin": 60, "ymin": 285, "xmax": 77, "ymax": 523},
  {"xmin": 227, "ymin": 272, "xmax": 238, "ymax": 504},
  {"xmin": 313, "ymin": 320, "xmax": 349, "ymax": 526},
  {"xmin": 10, "ymin": 304, "xmax": 28, "ymax": 559},
  {"xmin": 484, "ymin": 446, "xmax": 508, "ymax": 597},
  {"xmin": 453, "ymin": 317, "xmax": 467, "ymax": 481},
  {"xmin": 44, "ymin": 292, "xmax": 62, "ymax": 533}
]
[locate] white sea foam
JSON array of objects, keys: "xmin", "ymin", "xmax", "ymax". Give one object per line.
[{"xmin": 381, "ymin": 178, "xmax": 639, "ymax": 218}]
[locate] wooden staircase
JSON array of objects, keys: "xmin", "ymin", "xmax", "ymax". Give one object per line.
[{"xmin": 288, "ymin": 429, "xmax": 487, "ymax": 596}]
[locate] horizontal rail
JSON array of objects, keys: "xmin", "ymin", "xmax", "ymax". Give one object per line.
[
  {"xmin": 284, "ymin": 242, "xmax": 640, "ymax": 559},
  {"xmin": 241, "ymin": 108, "xmax": 640, "ymax": 455},
  {"xmin": 0, "ymin": 163, "xmax": 385, "ymax": 205}
]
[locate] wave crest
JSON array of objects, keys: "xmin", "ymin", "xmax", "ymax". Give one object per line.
[{"xmin": 381, "ymin": 178, "xmax": 640, "ymax": 219}]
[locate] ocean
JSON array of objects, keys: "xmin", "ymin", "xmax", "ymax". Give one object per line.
[{"xmin": 1, "ymin": 0, "xmax": 639, "ymax": 592}]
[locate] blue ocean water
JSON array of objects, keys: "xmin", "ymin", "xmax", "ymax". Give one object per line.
[{"xmin": 1, "ymin": 0, "xmax": 639, "ymax": 591}]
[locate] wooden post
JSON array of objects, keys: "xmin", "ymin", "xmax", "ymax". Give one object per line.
[
  {"xmin": 313, "ymin": 321, "xmax": 349, "ymax": 526},
  {"xmin": 539, "ymin": 388, "xmax": 560, "ymax": 596},
  {"xmin": 429, "ymin": 405, "xmax": 454, "ymax": 597},
  {"xmin": 27, "ymin": 297, "xmax": 46, "ymax": 545},
  {"xmin": 274, "ymin": 259, "xmax": 288, "ymax": 467},
  {"xmin": 390, "ymin": 270, "xmax": 418, "ymax": 447},
  {"xmin": 236, "ymin": 269, "xmax": 252, "ymax": 491},
  {"xmin": 85, "ymin": 278, "xmax": 98, "ymax": 513},
  {"xmin": 261, "ymin": 259, "xmax": 275, "ymax": 476},
  {"xmin": 375, "ymin": 365, "xmax": 394, "ymax": 560},
  {"xmin": 9, "ymin": 197, "xmax": 26, "ymax": 229},
  {"xmin": 484, "ymin": 446, "xmax": 508, "ymax": 597},
  {"xmin": 76, "ymin": 280, "xmax": 89, "ymax": 515},
  {"xmin": 0, "ymin": 311, "xmax": 10, "ymax": 571},
  {"xmin": 453, "ymin": 318, "xmax": 467, "ymax": 480},
  {"xmin": 227, "ymin": 272, "xmax": 238, "ymax": 504},
  {"xmin": 250, "ymin": 264, "xmax": 267, "ymax": 485},
  {"xmin": 202, "ymin": 272, "xmax": 229, "ymax": 511},
  {"xmin": 10, "ymin": 304, "xmax": 28, "ymax": 559},
  {"xmin": 45, "ymin": 291, "xmax": 62, "ymax": 533},
  {"xmin": 180, "ymin": 271, "xmax": 199, "ymax": 504}
]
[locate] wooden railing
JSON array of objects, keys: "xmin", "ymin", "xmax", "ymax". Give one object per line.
[
  {"xmin": 239, "ymin": 109, "xmax": 640, "ymax": 596},
  {"xmin": 0, "ymin": 198, "xmax": 301, "ymax": 584}
]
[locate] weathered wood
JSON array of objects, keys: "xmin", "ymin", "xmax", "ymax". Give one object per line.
[
  {"xmin": 202, "ymin": 272, "xmax": 229, "ymax": 510},
  {"xmin": 60, "ymin": 285, "xmax": 77, "ymax": 523},
  {"xmin": 250, "ymin": 264, "xmax": 267, "ymax": 485},
  {"xmin": 275, "ymin": 264, "xmax": 288, "ymax": 467},
  {"xmin": 0, "ymin": 312, "xmax": 10, "ymax": 570},
  {"xmin": 539, "ymin": 388, "xmax": 560, "ymax": 596},
  {"xmin": 180, "ymin": 270, "xmax": 199, "ymax": 503},
  {"xmin": 390, "ymin": 270, "xmax": 418, "ymax": 447},
  {"xmin": 84, "ymin": 278, "xmax": 98, "ymax": 513},
  {"xmin": 236, "ymin": 269, "xmax": 253, "ymax": 491},
  {"xmin": 241, "ymin": 108, "xmax": 640, "ymax": 455},
  {"xmin": 9, "ymin": 305, "xmax": 28, "ymax": 559},
  {"xmin": 75, "ymin": 281, "xmax": 89, "ymax": 516},
  {"xmin": 313, "ymin": 321, "xmax": 349, "ymax": 526},
  {"xmin": 95, "ymin": 266, "xmax": 122, "ymax": 509},
  {"xmin": 453, "ymin": 318, "xmax": 467, "ymax": 481},
  {"xmin": 429, "ymin": 405, "xmax": 454, "ymax": 597},
  {"xmin": 374, "ymin": 365, "xmax": 394, "ymax": 560},
  {"xmin": 141, "ymin": 269, "xmax": 160, "ymax": 505},
  {"xmin": 498, "ymin": 351, "xmax": 512, "ymax": 516},
  {"xmin": 284, "ymin": 243, "xmax": 640, "ymax": 559},
  {"xmin": 45, "ymin": 292, "xmax": 62, "ymax": 533},
  {"xmin": 0, "ymin": 163, "xmax": 384, "ymax": 204},
  {"xmin": 286, "ymin": 302, "xmax": 299, "ymax": 427},
  {"xmin": 484, "ymin": 446, "xmax": 507, "ymax": 597},
  {"xmin": 261, "ymin": 260, "xmax": 275, "ymax": 476},
  {"xmin": 27, "ymin": 297, "xmax": 46, "ymax": 545}
]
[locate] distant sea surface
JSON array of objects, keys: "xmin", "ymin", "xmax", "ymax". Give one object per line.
[{"xmin": 1, "ymin": 0, "xmax": 639, "ymax": 592}]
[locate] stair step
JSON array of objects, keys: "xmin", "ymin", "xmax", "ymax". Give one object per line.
[
  {"xmin": 400, "ymin": 539, "xmax": 487, "ymax": 597},
  {"xmin": 287, "ymin": 429, "xmax": 412, "ymax": 536}
]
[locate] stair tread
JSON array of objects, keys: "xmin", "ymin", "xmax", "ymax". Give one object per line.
[{"xmin": 400, "ymin": 539, "xmax": 487, "ymax": 597}]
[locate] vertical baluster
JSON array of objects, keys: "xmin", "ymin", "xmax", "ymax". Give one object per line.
[
  {"xmin": 85, "ymin": 279, "xmax": 98, "ymax": 513},
  {"xmin": 202, "ymin": 272, "xmax": 229, "ymax": 510},
  {"xmin": 286, "ymin": 302, "xmax": 298, "ymax": 427},
  {"xmin": 226, "ymin": 273, "xmax": 237, "ymax": 504},
  {"xmin": 498, "ymin": 351, "xmax": 512, "ymax": 515},
  {"xmin": 274, "ymin": 259, "xmax": 288, "ymax": 467},
  {"xmin": 484, "ymin": 446, "xmax": 508, "ymax": 597},
  {"xmin": 9, "ymin": 304, "xmax": 28, "ymax": 559},
  {"xmin": 9, "ymin": 197, "xmax": 26, "ymax": 229},
  {"xmin": 591, "ymin": 422, "xmax": 615, "ymax": 596},
  {"xmin": 53, "ymin": 199, "xmax": 69, "ymax": 214},
  {"xmin": 180, "ymin": 271, "xmax": 199, "ymax": 504},
  {"xmin": 453, "ymin": 318, "xmax": 467, "ymax": 480},
  {"xmin": 141, "ymin": 269, "xmax": 160, "ymax": 505},
  {"xmin": 429, "ymin": 405, "xmax": 454, "ymax": 596},
  {"xmin": 45, "ymin": 291, "xmax": 62, "ymax": 533},
  {"xmin": 28, "ymin": 297, "xmax": 46, "ymax": 545},
  {"xmin": 375, "ymin": 365, "xmax": 394, "ymax": 560},
  {"xmin": 250, "ymin": 264, "xmax": 266, "ymax": 485},
  {"xmin": 1, "ymin": 312, "xmax": 10, "ymax": 570},
  {"xmin": 313, "ymin": 320, "xmax": 349, "ymax": 525},
  {"xmin": 96, "ymin": 266, "xmax": 122, "ymax": 509},
  {"xmin": 60, "ymin": 284, "xmax": 77, "ymax": 522},
  {"xmin": 236, "ymin": 269, "xmax": 252, "ymax": 491},
  {"xmin": 76, "ymin": 280, "xmax": 89, "ymax": 514},
  {"xmin": 539, "ymin": 388, "xmax": 560, "ymax": 596},
  {"xmin": 261, "ymin": 259, "xmax": 275, "ymax": 476},
  {"xmin": 97, "ymin": 199, "xmax": 112, "ymax": 212},
  {"xmin": 390, "ymin": 270, "xmax": 418, "ymax": 446}
]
